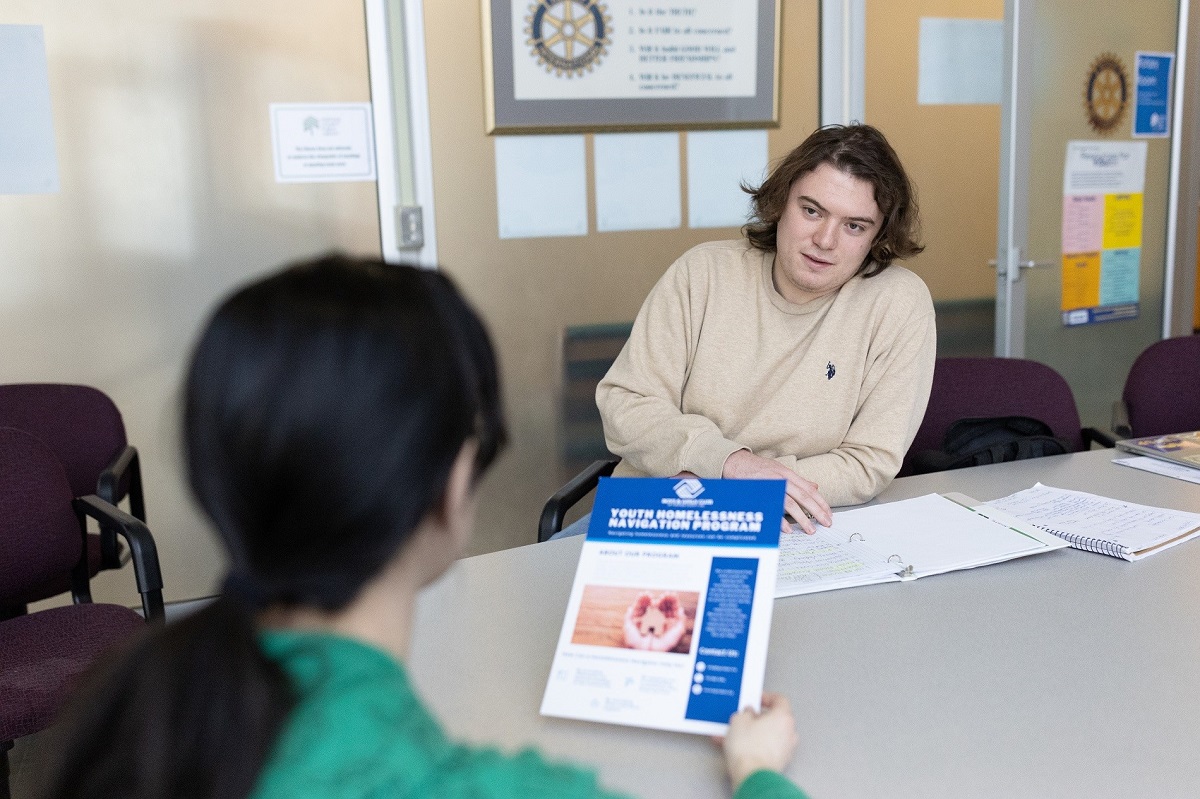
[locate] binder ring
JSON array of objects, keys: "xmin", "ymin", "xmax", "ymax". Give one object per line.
[
  {"xmin": 887, "ymin": 554, "xmax": 904, "ymax": 563},
  {"xmin": 848, "ymin": 532, "xmax": 864, "ymax": 542}
]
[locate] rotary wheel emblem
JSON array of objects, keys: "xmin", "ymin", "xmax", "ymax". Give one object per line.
[
  {"xmin": 525, "ymin": 1, "xmax": 612, "ymax": 78},
  {"xmin": 1084, "ymin": 53, "xmax": 1129, "ymax": 134}
]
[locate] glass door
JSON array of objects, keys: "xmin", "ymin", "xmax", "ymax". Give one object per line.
[{"xmin": 996, "ymin": 0, "xmax": 1179, "ymax": 427}]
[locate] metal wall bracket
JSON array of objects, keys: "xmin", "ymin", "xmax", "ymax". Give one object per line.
[{"xmin": 396, "ymin": 205, "xmax": 424, "ymax": 249}]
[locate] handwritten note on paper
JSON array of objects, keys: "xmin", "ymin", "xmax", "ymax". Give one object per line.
[
  {"xmin": 985, "ymin": 483, "xmax": 1200, "ymax": 556},
  {"xmin": 774, "ymin": 494, "xmax": 1066, "ymax": 596},
  {"xmin": 776, "ymin": 527, "xmax": 902, "ymax": 597}
]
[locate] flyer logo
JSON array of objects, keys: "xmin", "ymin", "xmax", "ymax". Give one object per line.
[
  {"xmin": 673, "ymin": 478, "xmax": 705, "ymax": 500},
  {"xmin": 525, "ymin": 0, "xmax": 612, "ymax": 78}
]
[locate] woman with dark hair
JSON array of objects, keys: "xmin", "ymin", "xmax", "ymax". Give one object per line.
[{"xmin": 41, "ymin": 255, "xmax": 807, "ymax": 799}]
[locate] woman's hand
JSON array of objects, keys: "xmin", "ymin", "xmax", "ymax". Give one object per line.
[{"xmin": 719, "ymin": 693, "xmax": 799, "ymax": 790}]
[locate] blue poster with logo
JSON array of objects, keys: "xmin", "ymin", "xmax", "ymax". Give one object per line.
[
  {"xmin": 586, "ymin": 476, "xmax": 785, "ymax": 547},
  {"xmin": 541, "ymin": 476, "xmax": 786, "ymax": 736},
  {"xmin": 1134, "ymin": 52, "xmax": 1174, "ymax": 138}
]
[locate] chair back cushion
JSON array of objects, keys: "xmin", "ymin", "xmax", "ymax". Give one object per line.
[
  {"xmin": 0, "ymin": 426, "xmax": 84, "ymax": 601},
  {"xmin": 0, "ymin": 383, "xmax": 128, "ymax": 498},
  {"xmin": 1123, "ymin": 335, "xmax": 1200, "ymax": 437},
  {"xmin": 900, "ymin": 357, "xmax": 1083, "ymax": 476}
]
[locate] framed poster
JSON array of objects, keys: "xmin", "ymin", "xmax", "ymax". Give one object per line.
[{"xmin": 482, "ymin": 0, "xmax": 780, "ymax": 133}]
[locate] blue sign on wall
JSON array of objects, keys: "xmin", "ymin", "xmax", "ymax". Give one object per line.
[{"xmin": 1134, "ymin": 52, "xmax": 1174, "ymax": 138}]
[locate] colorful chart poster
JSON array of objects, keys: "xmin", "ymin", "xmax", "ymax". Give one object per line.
[
  {"xmin": 1060, "ymin": 141, "xmax": 1147, "ymax": 326},
  {"xmin": 1134, "ymin": 52, "xmax": 1174, "ymax": 138}
]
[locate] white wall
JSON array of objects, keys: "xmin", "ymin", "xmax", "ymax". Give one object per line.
[{"xmin": 1, "ymin": 1, "xmax": 380, "ymax": 605}]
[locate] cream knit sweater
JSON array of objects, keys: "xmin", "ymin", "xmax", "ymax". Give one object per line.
[{"xmin": 597, "ymin": 239, "xmax": 936, "ymax": 507}]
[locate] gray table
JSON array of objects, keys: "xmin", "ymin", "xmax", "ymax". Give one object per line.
[{"xmin": 409, "ymin": 450, "xmax": 1200, "ymax": 798}]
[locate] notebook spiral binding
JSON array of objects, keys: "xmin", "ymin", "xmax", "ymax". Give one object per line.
[{"xmin": 1037, "ymin": 526, "xmax": 1126, "ymax": 558}]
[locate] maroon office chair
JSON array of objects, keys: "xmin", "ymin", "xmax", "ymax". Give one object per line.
[
  {"xmin": 0, "ymin": 426, "xmax": 162, "ymax": 798},
  {"xmin": 899, "ymin": 357, "xmax": 1108, "ymax": 477},
  {"xmin": 1112, "ymin": 335, "xmax": 1200, "ymax": 438},
  {"xmin": 0, "ymin": 384, "xmax": 146, "ymax": 609}
]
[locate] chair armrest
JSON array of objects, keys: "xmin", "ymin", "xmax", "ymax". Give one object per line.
[
  {"xmin": 98, "ymin": 445, "xmax": 146, "ymax": 521},
  {"xmin": 1082, "ymin": 427, "xmax": 1117, "ymax": 449},
  {"xmin": 97, "ymin": 446, "xmax": 145, "ymax": 569},
  {"xmin": 538, "ymin": 459, "xmax": 619, "ymax": 543},
  {"xmin": 1111, "ymin": 399, "xmax": 1132, "ymax": 440},
  {"xmin": 74, "ymin": 495, "xmax": 165, "ymax": 622}
]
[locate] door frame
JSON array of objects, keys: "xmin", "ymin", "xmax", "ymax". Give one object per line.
[
  {"xmin": 820, "ymin": 0, "xmax": 865, "ymax": 126},
  {"xmin": 1167, "ymin": 0, "xmax": 1199, "ymax": 336},
  {"xmin": 365, "ymin": 0, "xmax": 439, "ymax": 267}
]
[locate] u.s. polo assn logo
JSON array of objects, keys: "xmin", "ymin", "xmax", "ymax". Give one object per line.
[{"xmin": 673, "ymin": 478, "xmax": 705, "ymax": 500}]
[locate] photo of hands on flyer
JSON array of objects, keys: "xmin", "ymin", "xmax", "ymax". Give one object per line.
[
  {"xmin": 541, "ymin": 477, "xmax": 785, "ymax": 736},
  {"xmin": 571, "ymin": 586, "xmax": 699, "ymax": 654}
]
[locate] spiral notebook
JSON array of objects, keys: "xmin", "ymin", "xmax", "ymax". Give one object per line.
[{"xmin": 982, "ymin": 483, "xmax": 1200, "ymax": 561}]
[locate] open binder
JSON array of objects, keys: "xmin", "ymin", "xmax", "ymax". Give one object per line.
[{"xmin": 776, "ymin": 493, "xmax": 1069, "ymax": 597}]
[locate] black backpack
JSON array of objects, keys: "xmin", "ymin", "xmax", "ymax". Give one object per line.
[{"xmin": 909, "ymin": 415, "xmax": 1073, "ymax": 475}]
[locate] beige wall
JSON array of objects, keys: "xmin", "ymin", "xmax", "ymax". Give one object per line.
[
  {"xmin": 5, "ymin": 1, "xmax": 819, "ymax": 603},
  {"xmin": 7, "ymin": 0, "xmax": 1194, "ymax": 605},
  {"xmin": 3, "ymin": 1, "xmax": 381, "ymax": 606},
  {"xmin": 865, "ymin": 0, "xmax": 1003, "ymax": 302},
  {"xmin": 422, "ymin": 1, "xmax": 820, "ymax": 555}
]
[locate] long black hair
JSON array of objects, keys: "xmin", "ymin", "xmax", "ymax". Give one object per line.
[{"xmin": 41, "ymin": 255, "xmax": 506, "ymax": 799}]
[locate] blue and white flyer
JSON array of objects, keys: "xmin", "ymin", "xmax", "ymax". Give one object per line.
[{"xmin": 540, "ymin": 476, "xmax": 785, "ymax": 736}]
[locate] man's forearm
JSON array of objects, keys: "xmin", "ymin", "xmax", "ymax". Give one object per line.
[{"xmin": 599, "ymin": 387, "xmax": 745, "ymax": 477}]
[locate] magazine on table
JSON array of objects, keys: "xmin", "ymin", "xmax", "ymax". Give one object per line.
[{"xmin": 1115, "ymin": 430, "xmax": 1200, "ymax": 471}]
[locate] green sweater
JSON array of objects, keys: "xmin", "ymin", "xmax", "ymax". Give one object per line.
[{"xmin": 253, "ymin": 630, "xmax": 809, "ymax": 799}]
